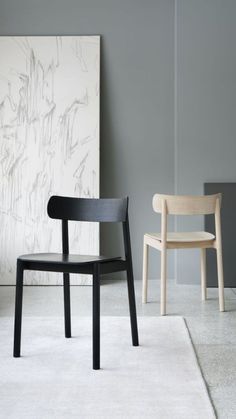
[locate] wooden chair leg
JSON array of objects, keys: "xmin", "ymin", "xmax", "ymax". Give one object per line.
[
  {"xmin": 142, "ymin": 239, "xmax": 149, "ymax": 303},
  {"xmin": 216, "ymin": 246, "xmax": 225, "ymax": 312},
  {"xmin": 126, "ymin": 263, "xmax": 139, "ymax": 347},
  {"xmin": 93, "ymin": 263, "xmax": 100, "ymax": 370},
  {"xmin": 160, "ymin": 248, "xmax": 167, "ymax": 316},
  {"xmin": 13, "ymin": 261, "xmax": 24, "ymax": 357},
  {"xmin": 200, "ymin": 248, "xmax": 207, "ymax": 301},
  {"xmin": 63, "ymin": 273, "xmax": 71, "ymax": 338}
]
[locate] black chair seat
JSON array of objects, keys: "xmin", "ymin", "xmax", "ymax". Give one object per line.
[
  {"xmin": 18, "ymin": 253, "xmax": 121, "ymax": 265},
  {"xmin": 18, "ymin": 253, "xmax": 126, "ymax": 275}
]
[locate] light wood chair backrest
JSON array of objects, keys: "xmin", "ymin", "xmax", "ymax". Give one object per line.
[{"xmin": 152, "ymin": 194, "xmax": 221, "ymax": 216}]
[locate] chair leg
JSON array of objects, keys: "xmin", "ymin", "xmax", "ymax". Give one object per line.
[
  {"xmin": 200, "ymin": 248, "xmax": 207, "ymax": 301},
  {"xmin": 160, "ymin": 248, "xmax": 167, "ymax": 316},
  {"xmin": 126, "ymin": 263, "xmax": 139, "ymax": 346},
  {"xmin": 93, "ymin": 263, "xmax": 100, "ymax": 370},
  {"xmin": 63, "ymin": 273, "xmax": 71, "ymax": 338},
  {"xmin": 13, "ymin": 261, "xmax": 24, "ymax": 357},
  {"xmin": 142, "ymin": 240, "xmax": 149, "ymax": 303},
  {"xmin": 216, "ymin": 246, "xmax": 225, "ymax": 312}
]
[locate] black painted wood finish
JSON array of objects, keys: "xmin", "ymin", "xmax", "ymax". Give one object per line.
[
  {"xmin": 47, "ymin": 196, "xmax": 128, "ymax": 222},
  {"xmin": 13, "ymin": 196, "xmax": 139, "ymax": 369},
  {"xmin": 205, "ymin": 183, "xmax": 236, "ymax": 287}
]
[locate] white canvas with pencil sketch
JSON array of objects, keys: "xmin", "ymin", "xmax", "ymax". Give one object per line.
[{"xmin": 0, "ymin": 36, "xmax": 100, "ymax": 284}]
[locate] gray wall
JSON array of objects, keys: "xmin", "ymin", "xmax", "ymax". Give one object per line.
[
  {"xmin": 0, "ymin": 0, "xmax": 175, "ymax": 281},
  {"xmin": 176, "ymin": 0, "xmax": 236, "ymax": 283},
  {"xmin": 2, "ymin": 0, "xmax": 236, "ymax": 284}
]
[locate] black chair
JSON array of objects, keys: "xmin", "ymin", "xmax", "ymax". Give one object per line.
[{"xmin": 13, "ymin": 196, "xmax": 139, "ymax": 369}]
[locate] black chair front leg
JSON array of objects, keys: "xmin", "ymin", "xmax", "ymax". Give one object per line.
[
  {"xmin": 126, "ymin": 263, "xmax": 139, "ymax": 347},
  {"xmin": 13, "ymin": 260, "xmax": 24, "ymax": 357},
  {"xmin": 92, "ymin": 263, "xmax": 100, "ymax": 370},
  {"xmin": 63, "ymin": 273, "xmax": 71, "ymax": 338}
]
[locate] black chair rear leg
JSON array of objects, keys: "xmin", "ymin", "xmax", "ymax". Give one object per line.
[
  {"xmin": 93, "ymin": 263, "xmax": 100, "ymax": 370},
  {"xmin": 13, "ymin": 261, "xmax": 24, "ymax": 357},
  {"xmin": 126, "ymin": 265, "xmax": 139, "ymax": 346},
  {"xmin": 63, "ymin": 273, "xmax": 71, "ymax": 338}
]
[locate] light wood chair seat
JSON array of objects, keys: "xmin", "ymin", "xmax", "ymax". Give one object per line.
[
  {"xmin": 146, "ymin": 231, "xmax": 215, "ymax": 243},
  {"xmin": 142, "ymin": 193, "xmax": 225, "ymax": 315}
]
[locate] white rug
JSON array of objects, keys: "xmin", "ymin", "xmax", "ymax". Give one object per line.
[{"xmin": 0, "ymin": 316, "xmax": 215, "ymax": 419}]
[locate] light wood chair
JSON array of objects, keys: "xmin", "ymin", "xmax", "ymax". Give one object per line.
[{"xmin": 142, "ymin": 193, "xmax": 225, "ymax": 315}]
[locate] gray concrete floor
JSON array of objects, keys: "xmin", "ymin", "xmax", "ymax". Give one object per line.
[{"xmin": 1, "ymin": 279, "xmax": 236, "ymax": 418}]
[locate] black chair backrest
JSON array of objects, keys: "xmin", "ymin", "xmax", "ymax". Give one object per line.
[{"xmin": 47, "ymin": 196, "xmax": 128, "ymax": 223}]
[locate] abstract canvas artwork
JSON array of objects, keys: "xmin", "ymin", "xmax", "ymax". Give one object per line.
[{"xmin": 0, "ymin": 36, "xmax": 100, "ymax": 284}]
